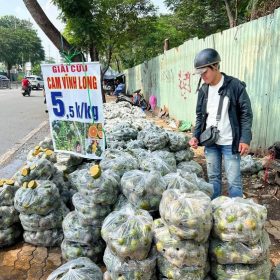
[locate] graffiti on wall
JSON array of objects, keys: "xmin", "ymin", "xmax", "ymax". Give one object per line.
[
  {"xmin": 178, "ymin": 70, "xmax": 191, "ymax": 100},
  {"xmin": 160, "ymin": 69, "xmax": 175, "ymax": 83}
]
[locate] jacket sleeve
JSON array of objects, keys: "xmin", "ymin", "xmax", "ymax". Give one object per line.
[
  {"xmin": 238, "ymin": 86, "xmax": 253, "ymax": 145},
  {"xmin": 193, "ymin": 90, "xmax": 203, "ymax": 140}
]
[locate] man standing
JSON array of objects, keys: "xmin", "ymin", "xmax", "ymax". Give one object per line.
[{"xmin": 189, "ymin": 48, "xmax": 253, "ymax": 199}]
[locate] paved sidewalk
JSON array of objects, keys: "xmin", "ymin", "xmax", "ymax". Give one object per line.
[{"xmin": 0, "ymin": 242, "xmax": 62, "ymax": 280}]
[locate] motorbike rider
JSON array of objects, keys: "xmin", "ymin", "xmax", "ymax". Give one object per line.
[{"xmin": 22, "ymin": 76, "xmax": 31, "ymax": 94}]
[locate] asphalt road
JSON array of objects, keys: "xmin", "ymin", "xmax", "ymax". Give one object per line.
[{"xmin": 0, "ymin": 87, "xmax": 48, "ymax": 156}]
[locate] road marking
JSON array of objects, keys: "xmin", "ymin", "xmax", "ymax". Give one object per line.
[{"xmin": 0, "ymin": 120, "xmax": 49, "ymax": 165}]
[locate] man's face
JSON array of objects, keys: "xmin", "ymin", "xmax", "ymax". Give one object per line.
[{"xmin": 201, "ymin": 67, "xmax": 217, "ymax": 84}]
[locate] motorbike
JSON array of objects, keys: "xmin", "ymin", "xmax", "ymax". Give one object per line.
[
  {"xmin": 22, "ymin": 85, "xmax": 31, "ymax": 96},
  {"xmin": 116, "ymin": 89, "xmax": 150, "ymax": 110}
]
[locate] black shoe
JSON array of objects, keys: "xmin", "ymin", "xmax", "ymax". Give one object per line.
[{"xmin": 45, "ymin": 110, "xmax": 48, "ymax": 113}]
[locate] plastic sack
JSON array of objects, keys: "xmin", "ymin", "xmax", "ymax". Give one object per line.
[
  {"xmin": 178, "ymin": 171, "xmax": 214, "ymax": 197},
  {"xmin": 39, "ymin": 137, "xmax": 54, "ymax": 150},
  {"xmin": 74, "ymin": 169, "xmax": 120, "ymax": 206},
  {"xmin": 177, "ymin": 160, "xmax": 203, "ymax": 176},
  {"xmin": 104, "ymin": 246, "xmax": 157, "ymax": 280},
  {"xmin": 113, "ymin": 195, "xmax": 129, "ymax": 211},
  {"xmin": 138, "ymin": 127, "xmax": 169, "ymax": 151},
  {"xmin": 209, "ymin": 230, "xmax": 270, "ymax": 265},
  {"xmin": 211, "ymin": 260, "xmax": 271, "ymax": 280},
  {"xmin": 27, "ymin": 146, "xmax": 56, "ymax": 163},
  {"xmin": 167, "ymin": 131, "xmax": 190, "ymax": 152},
  {"xmin": 51, "ymin": 169, "xmax": 69, "ymax": 193},
  {"xmin": 126, "ymin": 140, "xmax": 145, "ymax": 149},
  {"xmin": 109, "ymin": 123, "xmax": 138, "ymax": 141},
  {"xmin": 19, "ymin": 202, "xmax": 69, "ymax": 231},
  {"xmin": 101, "ymin": 204, "xmax": 153, "ymax": 260},
  {"xmin": 0, "ymin": 206, "xmax": 20, "ymax": 229},
  {"xmin": 152, "ymin": 151, "xmax": 177, "ymax": 168},
  {"xmin": 212, "ymin": 196, "xmax": 267, "ymax": 245},
  {"xmin": 107, "ymin": 140, "xmax": 127, "ymax": 150},
  {"xmin": 63, "ymin": 211, "xmax": 101, "ymax": 244},
  {"xmin": 240, "ymin": 155, "xmax": 263, "ymax": 174},
  {"xmin": 159, "ymin": 189, "xmax": 212, "ymax": 242},
  {"xmin": 72, "ymin": 192, "xmax": 111, "ymax": 223},
  {"xmin": 0, "ymin": 182, "xmax": 18, "ymax": 206},
  {"xmin": 195, "ymin": 177, "xmax": 214, "ymax": 198},
  {"xmin": 54, "ymin": 153, "xmax": 83, "ymax": 173},
  {"xmin": 100, "ymin": 155, "xmax": 139, "ymax": 177},
  {"xmin": 14, "ymin": 180, "xmax": 61, "ymax": 215},
  {"xmin": 51, "ymin": 170, "xmax": 74, "ymax": 205},
  {"xmin": 157, "ymin": 254, "xmax": 209, "ymax": 280},
  {"xmin": 271, "ymin": 264, "xmax": 280, "ymax": 280},
  {"xmin": 102, "ymin": 149, "xmax": 129, "ymax": 160},
  {"xmin": 68, "ymin": 168, "xmax": 83, "ymax": 191},
  {"xmin": 47, "ymin": 257, "xmax": 103, "ymax": 280},
  {"xmin": 163, "ymin": 172, "xmax": 198, "ymax": 193},
  {"xmin": 23, "ymin": 228, "xmax": 63, "ymax": 247},
  {"xmin": 154, "ymin": 219, "xmax": 208, "ymax": 268},
  {"xmin": 0, "ymin": 224, "xmax": 22, "ymax": 248},
  {"xmin": 127, "ymin": 148, "xmax": 151, "ymax": 163},
  {"xmin": 121, "ymin": 170, "xmax": 167, "ymax": 211},
  {"xmin": 174, "ymin": 149, "xmax": 194, "ymax": 163},
  {"xmin": 140, "ymin": 155, "xmax": 176, "ymax": 176},
  {"xmin": 14, "ymin": 159, "xmax": 55, "ymax": 185},
  {"xmin": 61, "ymin": 239, "xmax": 105, "ymax": 263}
]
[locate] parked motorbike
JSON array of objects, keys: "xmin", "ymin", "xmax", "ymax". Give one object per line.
[
  {"xmin": 22, "ymin": 85, "xmax": 31, "ymax": 97},
  {"xmin": 116, "ymin": 89, "xmax": 150, "ymax": 110}
]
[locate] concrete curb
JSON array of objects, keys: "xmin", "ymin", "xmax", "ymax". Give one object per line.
[{"xmin": 0, "ymin": 120, "xmax": 49, "ymax": 165}]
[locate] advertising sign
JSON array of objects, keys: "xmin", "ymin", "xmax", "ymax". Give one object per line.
[
  {"xmin": 41, "ymin": 62, "xmax": 104, "ymax": 159},
  {"xmin": 25, "ymin": 62, "xmax": 32, "ymax": 71}
]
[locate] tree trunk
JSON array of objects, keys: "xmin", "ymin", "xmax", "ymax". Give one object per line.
[
  {"xmin": 235, "ymin": 0, "xmax": 238, "ymax": 26},
  {"xmin": 163, "ymin": 38, "xmax": 169, "ymax": 51},
  {"xmin": 23, "ymin": 0, "xmax": 82, "ymax": 62},
  {"xmin": 7, "ymin": 63, "xmax": 11, "ymax": 80},
  {"xmin": 89, "ymin": 44, "xmax": 99, "ymax": 62},
  {"xmin": 115, "ymin": 56, "xmax": 121, "ymax": 73},
  {"xmin": 224, "ymin": 0, "xmax": 236, "ymax": 27},
  {"xmin": 100, "ymin": 47, "xmax": 113, "ymax": 104}
]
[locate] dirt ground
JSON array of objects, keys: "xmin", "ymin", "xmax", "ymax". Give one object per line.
[{"xmin": 0, "ymin": 100, "xmax": 279, "ymax": 279}]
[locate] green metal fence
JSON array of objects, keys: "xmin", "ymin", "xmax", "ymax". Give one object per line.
[{"xmin": 124, "ymin": 8, "xmax": 280, "ymax": 152}]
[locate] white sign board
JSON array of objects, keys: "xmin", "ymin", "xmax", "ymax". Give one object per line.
[
  {"xmin": 25, "ymin": 62, "xmax": 32, "ymax": 71},
  {"xmin": 41, "ymin": 62, "xmax": 105, "ymax": 159}
]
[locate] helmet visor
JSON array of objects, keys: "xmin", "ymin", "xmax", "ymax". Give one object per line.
[{"xmin": 193, "ymin": 67, "xmax": 208, "ymax": 75}]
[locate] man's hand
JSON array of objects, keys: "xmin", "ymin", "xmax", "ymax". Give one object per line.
[
  {"xmin": 239, "ymin": 143, "xmax": 250, "ymax": 156},
  {"xmin": 189, "ymin": 137, "xmax": 199, "ymax": 149}
]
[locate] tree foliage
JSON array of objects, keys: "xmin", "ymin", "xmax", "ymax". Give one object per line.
[
  {"xmin": 116, "ymin": 14, "xmax": 187, "ymax": 69},
  {"xmin": 0, "ymin": 16, "xmax": 44, "ymax": 75},
  {"xmin": 53, "ymin": 0, "xmax": 156, "ymax": 72},
  {"xmin": 248, "ymin": 0, "xmax": 280, "ymax": 20},
  {"xmin": 20, "ymin": 0, "xmax": 280, "ymax": 74},
  {"xmin": 164, "ymin": 0, "xmax": 280, "ymax": 39}
]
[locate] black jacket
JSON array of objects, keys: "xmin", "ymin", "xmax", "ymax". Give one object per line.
[{"xmin": 194, "ymin": 73, "xmax": 253, "ymax": 154}]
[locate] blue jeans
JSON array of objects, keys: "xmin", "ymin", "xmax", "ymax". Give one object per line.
[{"xmin": 204, "ymin": 144, "xmax": 242, "ymax": 199}]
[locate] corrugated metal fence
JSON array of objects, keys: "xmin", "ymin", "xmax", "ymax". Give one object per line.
[{"xmin": 124, "ymin": 8, "xmax": 280, "ymax": 152}]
